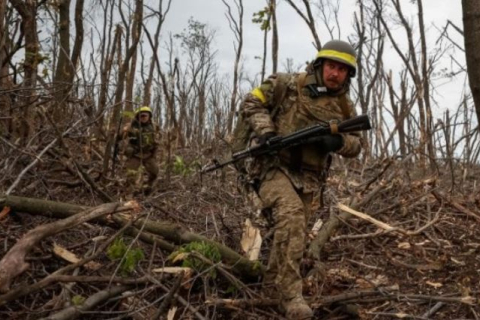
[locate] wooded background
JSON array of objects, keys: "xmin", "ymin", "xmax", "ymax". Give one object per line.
[{"xmin": 1, "ymin": 0, "xmax": 480, "ymax": 175}]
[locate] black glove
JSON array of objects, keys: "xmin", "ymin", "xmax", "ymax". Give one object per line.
[
  {"xmin": 307, "ymin": 134, "xmax": 343, "ymax": 153},
  {"xmin": 256, "ymin": 132, "xmax": 276, "ymax": 146}
]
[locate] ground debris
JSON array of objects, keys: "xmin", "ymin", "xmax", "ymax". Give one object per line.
[{"xmin": 1, "ymin": 149, "xmax": 480, "ymax": 319}]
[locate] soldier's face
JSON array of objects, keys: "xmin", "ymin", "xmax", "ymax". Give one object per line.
[
  {"xmin": 139, "ymin": 112, "xmax": 150, "ymax": 123},
  {"xmin": 322, "ymin": 59, "xmax": 349, "ymax": 91}
]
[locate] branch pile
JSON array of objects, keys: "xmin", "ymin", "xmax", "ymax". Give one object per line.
[{"xmin": 0, "ymin": 153, "xmax": 479, "ymax": 319}]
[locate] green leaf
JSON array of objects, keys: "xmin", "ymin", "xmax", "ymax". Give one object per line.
[
  {"xmin": 169, "ymin": 242, "xmax": 221, "ymax": 278},
  {"xmin": 107, "ymin": 237, "xmax": 127, "ymax": 260},
  {"xmin": 71, "ymin": 295, "xmax": 85, "ymax": 306},
  {"xmin": 107, "ymin": 237, "xmax": 144, "ymax": 275}
]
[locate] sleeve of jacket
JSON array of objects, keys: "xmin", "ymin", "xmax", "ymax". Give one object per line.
[
  {"xmin": 337, "ymin": 95, "xmax": 363, "ymax": 158},
  {"xmin": 239, "ymin": 75, "xmax": 280, "ymax": 136}
]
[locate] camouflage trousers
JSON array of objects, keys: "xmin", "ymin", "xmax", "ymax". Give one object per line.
[
  {"xmin": 124, "ymin": 155, "xmax": 159, "ymax": 194},
  {"xmin": 259, "ymin": 169, "xmax": 313, "ymax": 301}
]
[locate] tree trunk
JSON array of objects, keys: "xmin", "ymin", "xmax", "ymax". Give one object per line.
[
  {"xmin": 260, "ymin": 18, "xmax": 269, "ymax": 83},
  {"xmin": 417, "ymin": 0, "xmax": 436, "ymax": 171},
  {"xmin": 0, "ymin": 0, "xmax": 12, "ymax": 136},
  {"xmin": 223, "ymin": 0, "xmax": 244, "ymax": 134},
  {"xmin": 270, "ymin": 0, "xmax": 278, "ymax": 74},
  {"xmin": 8, "ymin": 0, "xmax": 39, "ymax": 143},
  {"xmin": 142, "ymin": 0, "xmax": 172, "ymax": 107},
  {"xmin": 70, "ymin": 0, "xmax": 84, "ymax": 79},
  {"xmin": 97, "ymin": 24, "xmax": 121, "ymax": 138},
  {"xmin": 142, "ymin": 15, "xmax": 161, "ymax": 108},
  {"xmin": 53, "ymin": 0, "xmax": 72, "ymax": 122},
  {"xmin": 462, "ymin": 0, "xmax": 480, "ymax": 130}
]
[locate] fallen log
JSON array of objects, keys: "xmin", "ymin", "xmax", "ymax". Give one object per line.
[
  {"xmin": 121, "ymin": 215, "xmax": 264, "ymax": 278},
  {"xmin": 0, "ymin": 194, "xmax": 89, "ymax": 218},
  {"xmin": 0, "ymin": 194, "xmax": 264, "ymax": 280},
  {"xmin": 40, "ymin": 285, "xmax": 131, "ymax": 320},
  {"xmin": 0, "ymin": 201, "xmax": 138, "ymax": 292}
]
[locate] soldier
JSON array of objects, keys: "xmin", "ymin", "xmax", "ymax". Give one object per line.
[
  {"xmin": 238, "ymin": 40, "xmax": 363, "ymax": 319},
  {"xmin": 123, "ymin": 106, "xmax": 159, "ymax": 195}
]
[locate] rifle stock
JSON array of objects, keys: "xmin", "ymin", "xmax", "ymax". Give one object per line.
[{"xmin": 201, "ymin": 114, "xmax": 371, "ymax": 173}]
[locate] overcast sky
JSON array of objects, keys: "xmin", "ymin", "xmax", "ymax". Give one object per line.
[{"xmin": 156, "ymin": 0, "xmax": 467, "ymax": 117}]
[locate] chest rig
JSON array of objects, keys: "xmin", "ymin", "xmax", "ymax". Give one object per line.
[
  {"xmin": 271, "ymin": 72, "xmax": 352, "ymax": 176},
  {"xmin": 274, "ymin": 72, "xmax": 351, "ymax": 137}
]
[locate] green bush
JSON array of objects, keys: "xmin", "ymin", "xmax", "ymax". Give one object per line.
[
  {"xmin": 107, "ymin": 237, "xmax": 144, "ymax": 275},
  {"xmin": 172, "ymin": 156, "xmax": 200, "ymax": 176},
  {"xmin": 169, "ymin": 241, "xmax": 221, "ymax": 277}
]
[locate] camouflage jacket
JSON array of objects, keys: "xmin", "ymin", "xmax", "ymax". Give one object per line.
[
  {"xmin": 240, "ymin": 72, "xmax": 362, "ymax": 192},
  {"xmin": 125, "ymin": 120, "xmax": 158, "ymax": 158}
]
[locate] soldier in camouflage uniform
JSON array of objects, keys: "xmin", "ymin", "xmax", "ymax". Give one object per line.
[
  {"xmin": 123, "ymin": 106, "xmax": 159, "ymax": 195},
  {"xmin": 239, "ymin": 40, "xmax": 362, "ymax": 319}
]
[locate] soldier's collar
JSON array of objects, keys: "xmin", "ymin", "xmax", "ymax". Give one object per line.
[{"xmin": 303, "ymin": 73, "xmax": 328, "ymax": 97}]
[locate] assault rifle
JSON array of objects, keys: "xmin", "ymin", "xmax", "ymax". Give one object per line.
[{"xmin": 201, "ymin": 114, "xmax": 371, "ymax": 173}]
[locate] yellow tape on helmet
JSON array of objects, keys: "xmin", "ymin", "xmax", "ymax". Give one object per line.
[
  {"xmin": 251, "ymin": 87, "xmax": 267, "ymax": 103},
  {"xmin": 136, "ymin": 106, "xmax": 152, "ymax": 114},
  {"xmin": 316, "ymin": 49, "xmax": 356, "ymax": 67}
]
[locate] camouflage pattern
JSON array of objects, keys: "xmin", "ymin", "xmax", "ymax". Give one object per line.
[
  {"xmin": 240, "ymin": 72, "xmax": 362, "ymax": 302},
  {"xmin": 125, "ymin": 155, "xmax": 159, "ymax": 192},
  {"xmin": 126, "ymin": 122, "xmax": 158, "ymax": 158},
  {"xmin": 259, "ymin": 169, "xmax": 313, "ymax": 301},
  {"xmin": 123, "ymin": 120, "xmax": 159, "ymax": 194}
]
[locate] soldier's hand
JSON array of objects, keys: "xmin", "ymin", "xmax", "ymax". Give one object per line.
[
  {"xmin": 307, "ymin": 134, "xmax": 343, "ymax": 152},
  {"xmin": 255, "ymin": 132, "xmax": 276, "ymax": 146}
]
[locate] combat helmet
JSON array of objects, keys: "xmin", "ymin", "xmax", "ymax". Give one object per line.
[
  {"xmin": 135, "ymin": 106, "xmax": 152, "ymax": 116},
  {"xmin": 314, "ymin": 40, "xmax": 357, "ymax": 77}
]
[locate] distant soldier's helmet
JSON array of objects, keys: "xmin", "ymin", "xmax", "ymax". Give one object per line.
[
  {"xmin": 314, "ymin": 40, "xmax": 357, "ymax": 77},
  {"xmin": 136, "ymin": 106, "xmax": 152, "ymax": 116}
]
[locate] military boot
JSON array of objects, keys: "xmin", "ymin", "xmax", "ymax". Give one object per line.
[{"xmin": 282, "ymin": 296, "xmax": 313, "ymax": 320}]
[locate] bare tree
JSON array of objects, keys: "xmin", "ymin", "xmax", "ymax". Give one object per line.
[
  {"xmin": 252, "ymin": 4, "xmax": 271, "ymax": 82},
  {"xmin": 374, "ymin": 0, "xmax": 435, "ymax": 169},
  {"xmin": 270, "ymin": 0, "xmax": 278, "ymax": 74},
  {"xmin": 462, "ymin": 0, "xmax": 480, "ymax": 129},
  {"xmin": 175, "ymin": 19, "xmax": 217, "ymax": 144},
  {"xmin": 95, "ymin": 0, "xmax": 116, "ymax": 133},
  {"xmin": 0, "ymin": 0, "xmax": 13, "ymax": 135},
  {"xmin": 102, "ymin": 0, "xmax": 143, "ymax": 176},
  {"xmin": 222, "ymin": 0, "xmax": 244, "ymax": 134},
  {"xmin": 53, "ymin": 0, "xmax": 72, "ymax": 115},
  {"xmin": 314, "ymin": 0, "xmax": 341, "ymax": 40},
  {"xmin": 52, "ymin": 0, "xmax": 85, "ymax": 122},
  {"xmin": 285, "ymin": 0, "xmax": 321, "ymax": 50},
  {"xmin": 352, "ymin": 1, "xmax": 384, "ymax": 157},
  {"xmin": 142, "ymin": 0, "xmax": 172, "ymax": 107},
  {"xmin": 8, "ymin": 0, "xmax": 40, "ymax": 142}
]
